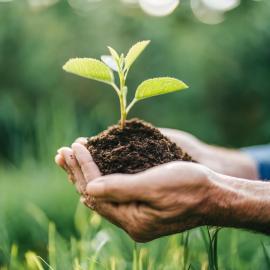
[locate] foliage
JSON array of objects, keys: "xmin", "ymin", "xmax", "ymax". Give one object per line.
[{"xmin": 63, "ymin": 41, "xmax": 188, "ymax": 128}]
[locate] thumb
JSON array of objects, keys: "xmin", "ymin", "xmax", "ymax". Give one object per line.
[{"xmin": 86, "ymin": 174, "xmax": 150, "ymax": 203}]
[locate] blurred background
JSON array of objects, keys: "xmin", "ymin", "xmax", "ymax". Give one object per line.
[{"xmin": 1, "ymin": 0, "xmax": 270, "ymax": 269}]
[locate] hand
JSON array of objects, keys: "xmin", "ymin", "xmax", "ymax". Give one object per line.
[
  {"xmin": 85, "ymin": 161, "xmax": 211, "ymax": 242},
  {"xmin": 55, "ymin": 141, "xmax": 270, "ymax": 240},
  {"xmin": 55, "ymin": 141, "xmax": 213, "ymax": 242},
  {"xmin": 55, "ymin": 137, "xmax": 100, "ymax": 195},
  {"xmin": 160, "ymin": 128, "xmax": 258, "ymax": 179}
]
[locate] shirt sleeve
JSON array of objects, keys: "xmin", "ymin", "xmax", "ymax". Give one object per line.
[{"xmin": 242, "ymin": 144, "xmax": 270, "ymax": 181}]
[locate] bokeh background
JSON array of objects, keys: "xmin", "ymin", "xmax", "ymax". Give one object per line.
[{"xmin": 1, "ymin": 0, "xmax": 270, "ymax": 269}]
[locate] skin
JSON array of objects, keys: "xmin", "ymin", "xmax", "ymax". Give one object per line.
[
  {"xmin": 55, "ymin": 130, "xmax": 269, "ymax": 243},
  {"xmin": 160, "ymin": 128, "xmax": 258, "ymax": 179}
]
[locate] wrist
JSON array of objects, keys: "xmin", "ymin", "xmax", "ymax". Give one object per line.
[{"xmin": 205, "ymin": 172, "xmax": 270, "ymax": 234}]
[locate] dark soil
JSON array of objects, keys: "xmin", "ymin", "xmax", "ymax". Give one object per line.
[{"xmin": 87, "ymin": 119, "xmax": 193, "ymax": 175}]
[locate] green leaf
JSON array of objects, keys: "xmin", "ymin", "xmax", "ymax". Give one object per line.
[
  {"xmin": 135, "ymin": 77, "xmax": 188, "ymax": 100},
  {"xmin": 125, "ymin": 40, "xmax": 150, "ymax": 70},
  {"xmin": 107, "ymin": 46, "xmax": 120, "ymax": 62},
  {"xmin": 63, "ymin": 58, "xmax": 114, "ymax": 84}
]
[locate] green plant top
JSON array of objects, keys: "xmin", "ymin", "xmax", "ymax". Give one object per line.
[{"xmin": 63, "ymin": 41, "xmax": 188, "ymax": 129}]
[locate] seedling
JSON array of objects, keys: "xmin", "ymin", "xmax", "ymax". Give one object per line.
[{"xmin": 63, "ymin": 40, "xmax": 188, "ymax": 129}]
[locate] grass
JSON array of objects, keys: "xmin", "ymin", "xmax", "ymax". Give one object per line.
[{"xmin": 1, "ymin": 98, "xmax": 270, "ymax": 269}]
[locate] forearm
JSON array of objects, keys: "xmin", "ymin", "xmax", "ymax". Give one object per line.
[
  {"xmin": 206, "ymin": 171, "xmax": 270, "ymax": 234},
  {"xmin": 160, "ymin": 128, "xmax": 258, "ymax": 179},
  {"xmin": 201, "ymin": 144, "xmax": 258, "ymax": 180}
]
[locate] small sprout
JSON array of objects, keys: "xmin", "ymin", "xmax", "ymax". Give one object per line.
[{"xmin": 63, "ymin": 41, "xmax": 189, "ymax": 129}]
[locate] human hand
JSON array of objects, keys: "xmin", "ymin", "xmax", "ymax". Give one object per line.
[
  {"xmin": 55, "ymin": 141, "xmax": 213, "ymax": 242},
  {"xmin": 55, "ymin": 138, "xmax": 100, "ymax": 195},
  {"xmin": 55, "ymin": 139, "xmax": 270, "ymax": 240},
  {"xmin": 160, "ymin": 128, "xmax": 258, "ymax": 179},
  {"xmin": 85, "ymin": 161, "xmax": 212, "ymax": 242}
]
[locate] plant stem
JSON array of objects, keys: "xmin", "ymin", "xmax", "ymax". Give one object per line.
[
  {"xmin": 119, "ymin": 92, "xmax": 126, "ymax": 129},
  {"xmin": 119, "ymin": 70, "xmax": 125, "ymax": 92},
  {"xmin": 118, "ymin": 66, "xmax": 128, "ymax": 129},
  {"xmin": 111, "ymin": 83, "xmax": 121, "ymax": 95},
  {"xmin": 126, "ymin": 98, "xmax": 137, "ymax": 114}
]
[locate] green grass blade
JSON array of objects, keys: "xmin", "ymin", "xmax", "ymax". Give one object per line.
[
  {"xmin": 132, "ymin": 242, "xmax": 138, "ymax": 270},
  {"xmin": 48, "ymin": 223, "xmax": 57, "ymax": 270},
  {"xmin": 25, "ymin": 252, "xmax": 44, "ymax": 270},
  {"xmin": 262, "ymin": 242, "xmax": 270, "ymax": 268}
]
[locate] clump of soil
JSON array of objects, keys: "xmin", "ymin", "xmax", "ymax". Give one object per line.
[{"xmin": 87, "ymin": 119, "xmax": 193, "ymax": 175}]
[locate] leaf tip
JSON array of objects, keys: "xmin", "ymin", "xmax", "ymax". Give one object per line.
[
  {"xmin": 62, "ymin": 58, "xmax": 75, "ymax": 72},
  {"xmin": 62, "ymin": 63, "xmax": 68, "ymax": 72},
  {"xmin": 182, "ymin": 81, "xmax": 189, "ymax": 89},
  {"xmin": 142, "ymin": 40, "xmax": 151, "ymax": 45}
]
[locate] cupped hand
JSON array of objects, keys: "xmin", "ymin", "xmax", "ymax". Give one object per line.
[
  {"xmin": 160, "ymin": 128, "xmax": 258, "ymax": 179},
  {"xmin": 55, "ymin": 140, "xmax": 212, "ymax": 242},
  {"xmin": 85, "ymin": 161, "xmax": 211, "ymax": 242},
  {"xmin": 55, "ymin": 137, "xmax": 100, "ymax": 195}
]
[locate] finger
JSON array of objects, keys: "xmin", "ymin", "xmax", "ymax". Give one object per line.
[
  {"xmin": 55, "ymin": 153, "xmax": 69, "ymax": 173},
  {"xmin": 86, "ymin": 174, "xmax": 151, "ymax": 203},
  {"xmin": 72, "ymin": 143, "xmax": 101, "ymax": 183},
  {"xmin": 59, "ymin": 147, "xmax": 87, "ymax": 194},
  {"xmin": 55, "ymin": 153, "xmax": 65, "ymax": 167},
  {"xmin": 55, "ymin": 154, "xmax": 75, "ymax": 183},
  {"xmin": 75, "ymin": 137, "xmax": 87, "ymax": 145}
]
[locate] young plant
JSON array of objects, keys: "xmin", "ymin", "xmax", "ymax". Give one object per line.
[{"xmin": 63, "ymin": 40, "xmax": 188, "ymax": 129}]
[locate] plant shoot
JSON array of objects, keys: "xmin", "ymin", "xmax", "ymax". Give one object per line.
[{"xmin": 63, "ymin": 41, "xmax": 188, "ymax": 129}]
